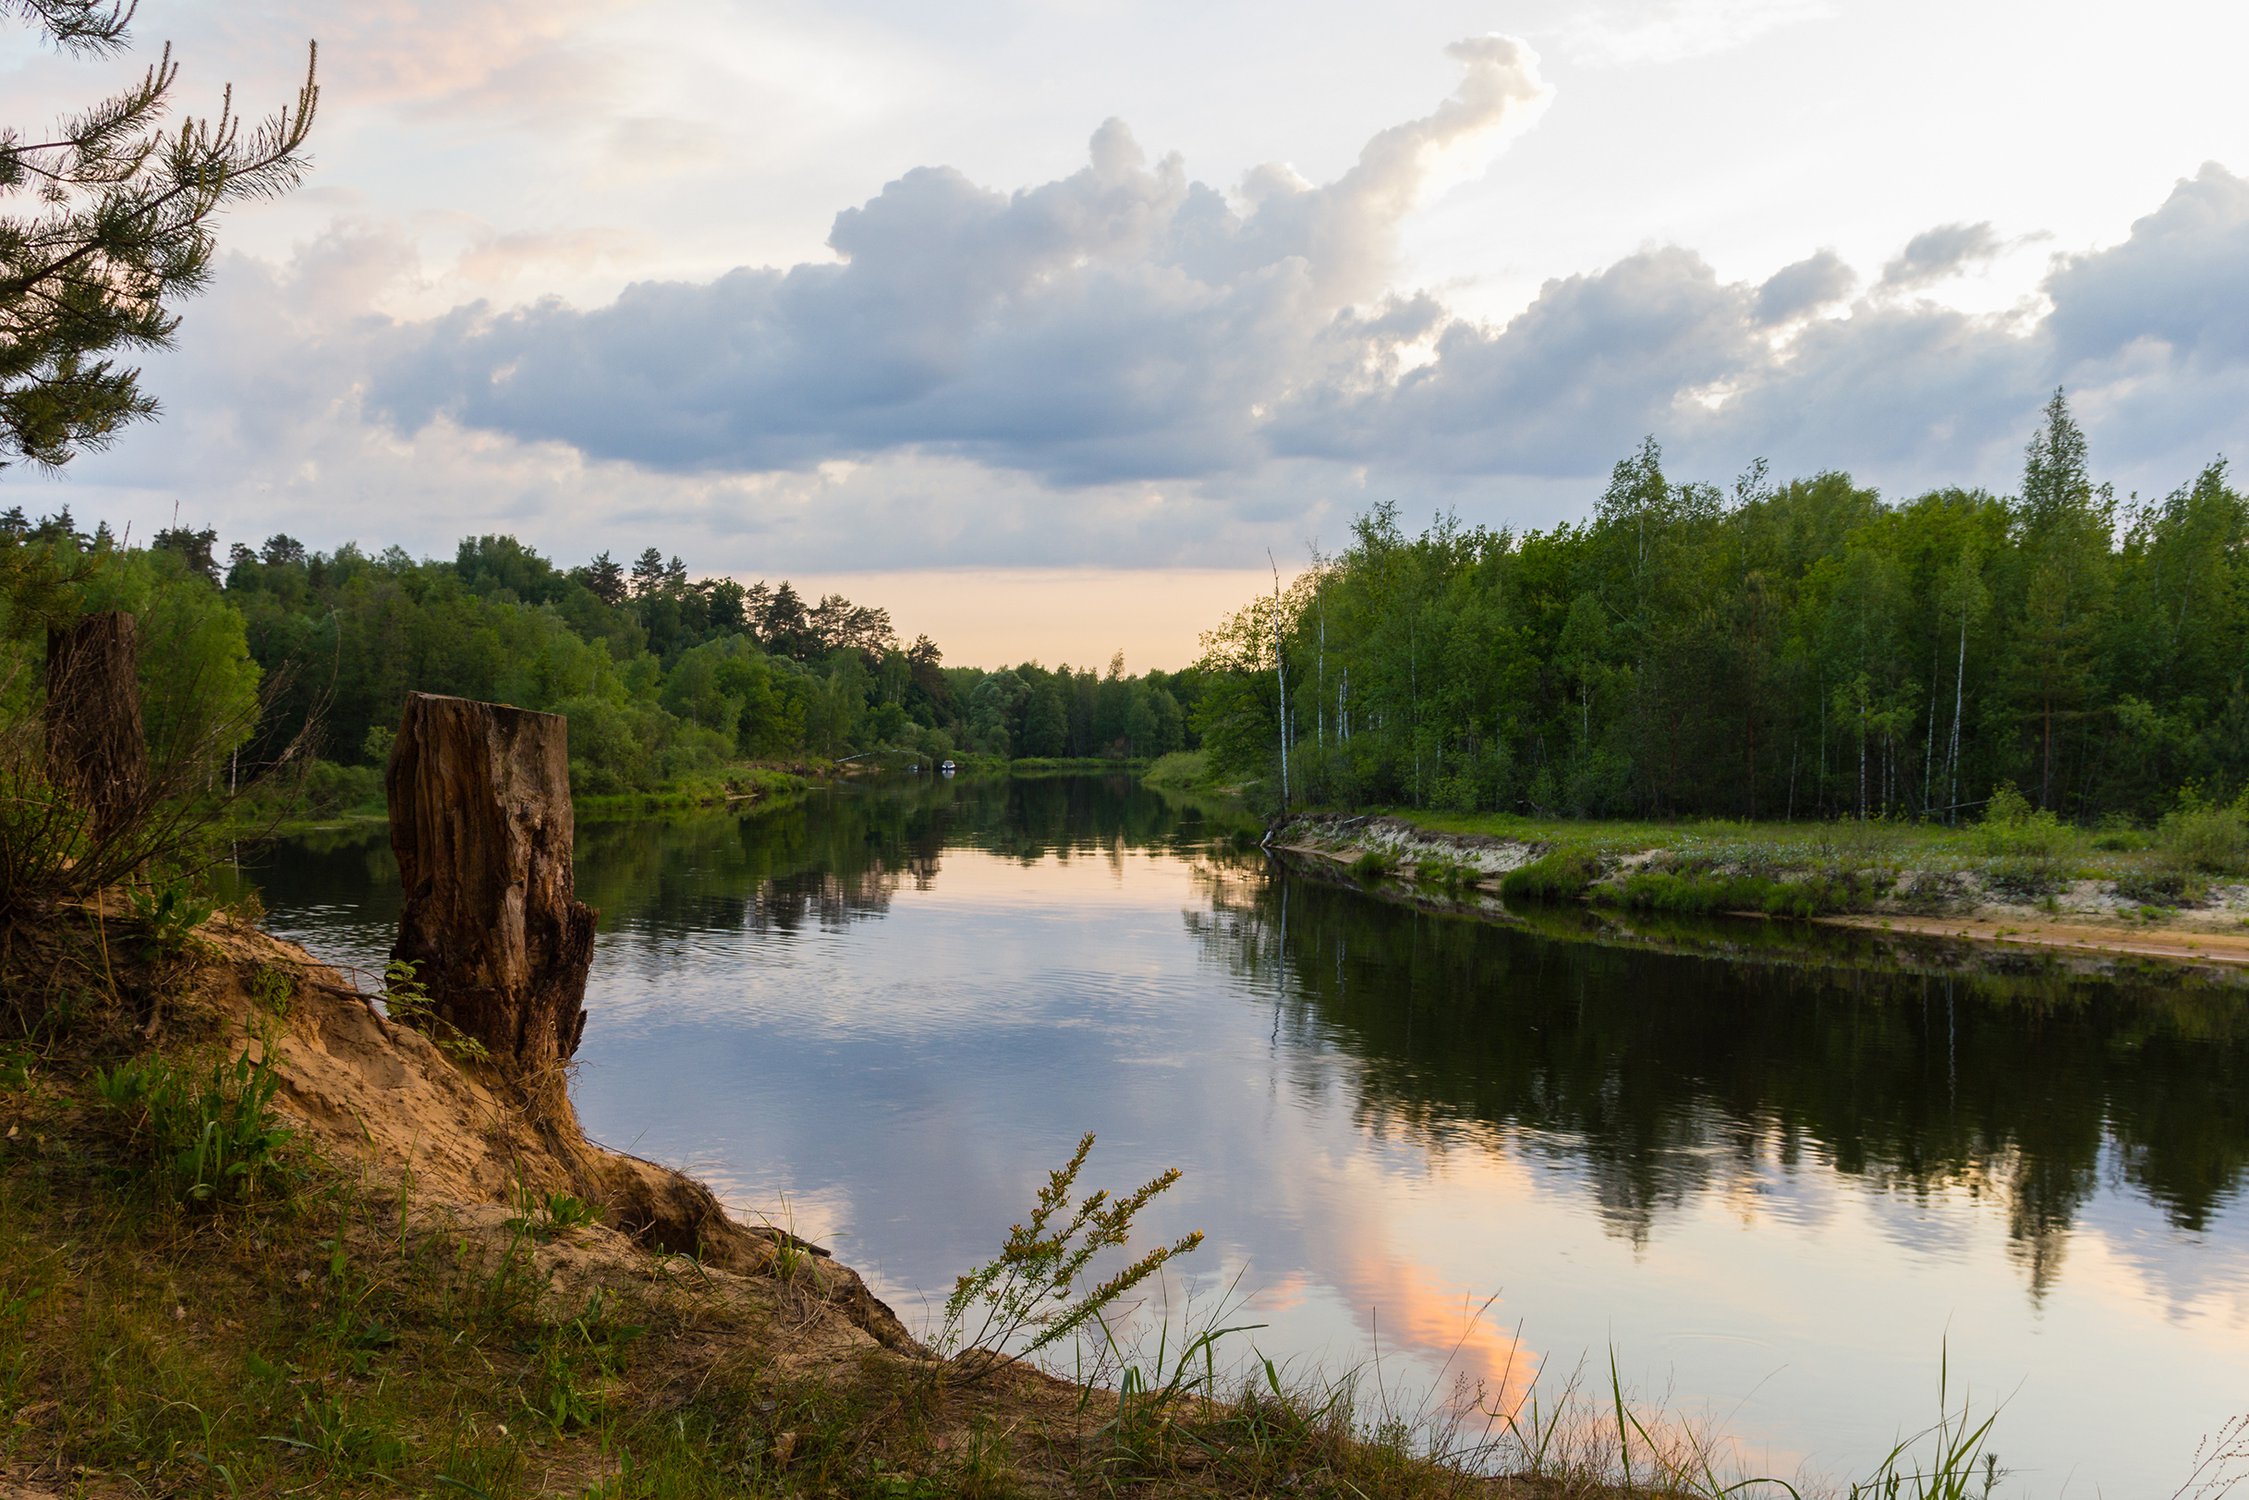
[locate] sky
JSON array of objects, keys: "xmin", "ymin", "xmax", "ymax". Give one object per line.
[{"xmin": 7, "ymin": 0, "xmax": 2249, "ymax": 667}]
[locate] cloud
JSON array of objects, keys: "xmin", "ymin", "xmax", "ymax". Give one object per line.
[
  {"xmin": 1879, "ymin": 221, "xmax": 2003, "ymax": 290},
  {"xmin": 1755, "ymin": 251, "xmax": 1857, "ymax": 324},
  {"xmin": 369, "ymin": 37, "xmax": 1552, "ymax": 487},
  {"xmin": 2045, "ymin": 162, "xmax": 2249, "ymax": 368},
  {"xmin": 53, "ymin": 50, "xmax": 2249, "ymax": 581}
]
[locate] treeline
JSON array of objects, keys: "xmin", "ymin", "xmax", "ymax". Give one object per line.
[
  {"xmin": 1196, "ymin": 393, "xmax": 2248, "ymax": 822},
  {"xmin": 0, "ymin": 514, "xmax": 1200, "ymax": 801}
]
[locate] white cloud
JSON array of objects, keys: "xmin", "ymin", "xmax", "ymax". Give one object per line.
[
  {"xmin": 368, "ymin": 37, "xmax": 1552, "ymax": 487},
  {"xmin": 1879, "ymin": 221, "xmax": 2004, "ymax": 291},
  {"xmin": 38, "ymin": 38, "xmax": 2249, "ymax": 593}
]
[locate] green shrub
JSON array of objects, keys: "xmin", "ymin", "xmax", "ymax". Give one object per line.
[
  {"xmin": 1140, "ymin": 750, "xmax": 1210, "ymax": 791},
  {"xmin": 1348, "ymin": 849, "xmax": 1395, "ymax": 881},
  {"xmin": 2112, "ymin": 868, "xmax": 2207, "ymax": 908},
  {"xmin": 1974, "ymin": 782, "xmax": 2069, "ymax": 858},
  {"xmin": 2091, "ymin": 816, "xmax": 2149, "ymax": 852},
  {"xmin": 1592, "ymin": 869, "xmax": 1868, "ymax": 918},
  {"xmin": 1982, "ymin": 857, "xmax": 2063, "ymax": 901},
  {"xmin": 1500, "ymin": 847, "xmax": 1600, "ymax": 901},
  {"xmin": 93, "ymin": 1045, "xmax": 295, "ymax": 1210},
  {"xmin": 2155, "ymin": 791, "xmax": 2249, "ymax": 875},
  {"xmin": 1412, "ymin": 854, "xmax": 1478, "ymax": 890},
  {"xmin": 299, "ymin": 760, "xmax": 385, "ymax": 816}
]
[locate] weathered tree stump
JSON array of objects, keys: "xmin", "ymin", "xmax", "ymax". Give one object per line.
[
  {"xmin": 46, "ymin": 611, "xmax": 147, "ymax": 842},
  {"xmin": 387, "ymin": 693, "xmax": 596, "ymax": 1097}
]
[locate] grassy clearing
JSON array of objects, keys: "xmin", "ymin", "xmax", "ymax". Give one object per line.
[{"xmin": 576, "ymin": 764, "xmax": 808, "ymax": 818}]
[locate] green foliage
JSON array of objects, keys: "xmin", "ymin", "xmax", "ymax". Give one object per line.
[
  {"xmin": 940, "ymin": 1130, "xmax": 1203, "ymax": 1368},
  {"xmin": 1501, "ymin": 846, "xmax": 1602, "ymax": 901},
  {"xmin": 1412, "ymin": 853, "xmax": 1479, "ymax": 890},
  {"xmin": 1595, "ymin": 868, "xmax": 1866, "ymax": 919},
  {"xmin": 1845, "ymin": 1352, "xmax": 2005, "ymax": 1500},
  {"xmin": 2111, "ymin": 867, "xmax": 2206, "ymax": 909},
  {"xmin": 1981, "ymin": 857, "xmax": 2063, "ymax": 902},
  {"xmin": 93, "ymin": 1044, "xmax": 295, "ymax": 1210},
  {"xmin": 1348, "ymin": 848, "xmax": 1395, "ymax": 881},
  {"xmin": 1973, "ymin": 783, "xmax": 2068, "ymax": 858},
  {"xmin": 1195, "ymin": 412, "xmax": 2249, "ymax": 826},
  {"xmin": 0, "ymin": 7, "xmax": 318, "ymax": 471},
  {"xmin": 379, "ymin": 959, "xmax": 488, "ymax": 1065},
  {"xmin": 510, "ymin": 1184, "xmax": 601, "ymax": 1241},
  {"xmin": 2155, "ymin": 790, "xmax": 2249, "ymax": 875},
  {"xmin": 125, "ymin": 878, "xmax": 215, "ymax": 964},
  {"xmin": 1140, "ymin": 748, "xmax": 1211, "ymax": 790}
]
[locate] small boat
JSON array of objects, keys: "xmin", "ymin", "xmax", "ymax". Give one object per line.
[{"xmin": 939, "ymin": 759, "xmax": 957, "ymax": 775}]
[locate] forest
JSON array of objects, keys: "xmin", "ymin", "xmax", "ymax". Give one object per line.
[
  {"xmin": 0, "ymin": 514, "xmax": 1201, "ymax": 808},
  {"xmin": 1195, "ymin": 393, "xmax": 2248, "ymax": 823}
]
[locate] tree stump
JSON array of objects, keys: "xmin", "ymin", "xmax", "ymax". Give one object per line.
[
  {"xmin": 45, "ymin": 611, "xmax": 147, "ymax": 842},
  {"xmin": 387, "ymin": 693, "xmax": 596, "ymax": 1097}
]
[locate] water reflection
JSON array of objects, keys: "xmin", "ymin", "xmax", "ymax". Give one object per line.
[
  {"xmin": 1192, "ymin": 860, "xmax": 2249, "ymax": 1292},
  {"xmin": 233, "ymin": 776, "xmax": 2249, "ymax": 1495}
]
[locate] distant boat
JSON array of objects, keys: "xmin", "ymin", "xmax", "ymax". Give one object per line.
[{"xmin": 940, "ymin": 759, "xmax": 957, "ymax": 775}]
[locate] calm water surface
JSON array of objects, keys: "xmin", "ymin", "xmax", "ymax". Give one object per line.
[{"xmin": 240, "ymin": 775, "xmax": 2249, "ymax": 1496}]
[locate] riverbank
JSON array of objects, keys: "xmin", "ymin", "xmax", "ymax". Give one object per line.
[
  {"xmin": 228, "ymin": 760, "xmax": 818, "ymax": 838},
  {"xmin": 6, "ymin": 903, "xmax": 1732, "ymax": 1499},
  {"xmin": 1274, "ymin": 809, "xmax": 2249, "ymax": 972}
]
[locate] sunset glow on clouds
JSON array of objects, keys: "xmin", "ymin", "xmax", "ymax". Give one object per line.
[{"xmin": 8, "ymin": 0, "xmax": 2248, "ymax": 663}]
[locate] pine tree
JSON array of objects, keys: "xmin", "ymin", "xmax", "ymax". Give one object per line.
[
  {"xmin": 628, "ymin": 547, "xmax": 667, "ymax": 599},
  {"xmin": 583, "ymin": 550, "xmax": 626, "ymax": 605},
  {"xmin": 2, "ymin": 2, "xmax": 319, "ymax": 469}
]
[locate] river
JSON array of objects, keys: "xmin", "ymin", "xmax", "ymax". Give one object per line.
[{"xmin": 233, "ymin": 773, "xmax": 2249, "ymax": 1496}]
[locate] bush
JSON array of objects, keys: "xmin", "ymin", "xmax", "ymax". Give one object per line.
[
  {"xmin": 1974, "ymin": 782, "xmax": 2069, "ymax": 858},
  {"xmin": 2155, "ymin": 791, "xmax": 2249, "ymax": 876},
  {"xmin": 1348, "ymin": 849, "xmax": 1395, "ymax": 881},
  {"xmin": 1140, "ymin": 750, "xmax": 1210, "ymax": 791},
  {"xmin": 1412, "ymin": 854, "xmax": 1478, "ymax": 891},
  {"xmin": 1500, "ymin": 847, "xmax": 1600, "ymax": 901},
  {"xmin": 298, "ymin": 759, "xmax": 384, "ymax": 817},
  {"xmin": 2111, "ymin": 867, "xmax": 2207, "ymax": 908},
  {"xmin": 1592, "ymin": 869, "xmax": 1866, "ymax": 918},
  {"xmin": 1983, "ymin": 857, "xmax": 2063, "ymax": 901}
]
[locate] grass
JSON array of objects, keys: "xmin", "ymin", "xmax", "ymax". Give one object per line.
[
  {"xmin": 1350, "ymin": 848, "xmax": 1398, "ymax": 881},
  {"xmin": 1140, "ymin": 749, "xmax": 1211, "ymax": 791},
  {"xmin": 1502, "ymin": 847, "xmax": 1604, "ymax": 901},
  {"xmin": 1593, "ymin": 867, "xmax": 1873, "ymax": 919},
  {"xmin": 1316, "ymin": 799, "xmax": 2249, "ymax": 925},
  {"xmin": 577, "ymin": 763, "xmax": 807, "ymax": 817},
  {"xmin": 8, "ymin": 1017, "xmax": 1701, "ymax": 1500}
]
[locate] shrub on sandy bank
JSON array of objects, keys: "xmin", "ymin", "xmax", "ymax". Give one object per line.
[
  {"xmin": 1500, "ymin": 847, "xmax": 1601, "ymax": 901},
  {"xmin": 2156, "ymin": 790, "xmax": 2249, "ymax": 876}
]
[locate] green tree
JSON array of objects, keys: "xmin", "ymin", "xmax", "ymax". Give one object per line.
[{"xmin": 1, "ymin": 2, "xmax": 318, "ymax": 468}]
